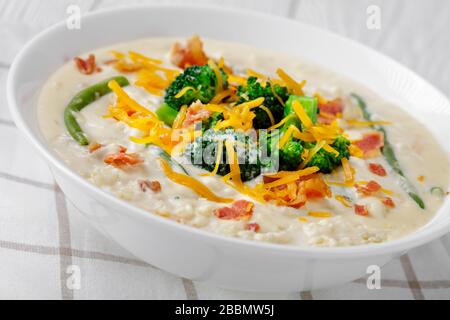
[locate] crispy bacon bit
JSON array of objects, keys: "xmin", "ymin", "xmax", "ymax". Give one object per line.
[
  {"xmin": 354, "ymin": 204, "xmax": 369, "ymax": 216},
  {"xmin": 262, "ymin": 175, "xmax": 278, "ymax": 184},
  {"xmin": 319, "ymin": 98, "xmax": 344, "ymax": 115},
  {"xmin": 303, "ymin": 176, "xmax": 332, "ymax": 199},
  {"xmin": 245, "ymin": 223, "xmax": 260, "ymax": 232},
  {"xmin": 118, "ymin": 146, "xmax": 127, "ymax": 153},
  {"xmin": 354, "ymin": 131, "xmax": 384, "ymax": 158},
  {"xmin": 318, "ymin": 98, "xmax": 343, "ymax": 124},
  {"xmin": 139, "ymin": 180, "xmax": 162, "ymax": 193},
  {"xmin": 318, "ymin": 98, "xmax": 344, "ymax": 124},
  {"xmin": 368, "ymin": 163, "xmax": 387, "ymax": 176},
  {"xmin": 74, "ymin": 54, "xmax": 98, "ymax": 75},
  {"xmin": 263, "ymin": 174, "xmax": 330, "ymax": 209},
  {"xmin": 215, "ymin": 200, "xmax": 254, "ymax": 220},
  {"xmin": 382, "ymin": 197, "xmax": 396, "ymax": 208},
  {"xmin": 170, "ymin": 35, "xmax": 209, "ymax": 69},
  {"xmin": 104, "ymin": 146, "xmax": 143, "ymax": 168},
  {"xmin": 182, "ymin": 102, "xmax": 211, "ymax": 128},
  {"xmin": 355, "ymin": 180, "xmax": 382, "ymax": 195},
  {"xmin": 88, "ymin": 143, "xmax": 103, "ymax": 153},
  {"xmin": 366, "ymin": 180, "xmax": 382, "ymax": 192}
]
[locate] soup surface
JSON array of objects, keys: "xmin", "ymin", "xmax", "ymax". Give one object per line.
[{"xmin": 38, "ymin": 37, "xmax": 450, "ymax": 247}]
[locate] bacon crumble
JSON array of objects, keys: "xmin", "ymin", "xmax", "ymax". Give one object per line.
[
  {"xmin": 170, "ymin": 35, "xmax": 209, "ymax": 69},
  {"xmin": 139, "ymin": 180, "xmax": 162, "ymax": 193},
  {"xmin": 245, "ymin": 223, "xmax": 261, "ymax": 232},
  {"xmin": 74, "ymin": 54, "xmax": 98, "ymax": 75},
  {"xmin": 88, "ymin": 143, "xmax": 103, "ymax": 153},
  {"xmin": 382, "ymin": 197, "xmax": 396, "ymax": 208},
  {"xmin": 354, "ymin": 131, "xmax": 384, "ymax": 158},
  {"xmin": 354, "ymin": 204, "xmax": 369, "ymax": 216},
  {"xmin": 318, "ymin": 98, "xmax": 344, "ymax": 124},
  {"xmin": 104, "ymin": 146, "xmax": 143, "ymax": 168},
  {"xmin": 215, "ymin": 200, "xmax": 254, "ymax": 220},
  {"xmin": 368, "ymin": 163, "xmax": 387, "ymax": 176},
  {"xmin": 182, "ymin": 103, "xmax": 212, "ymax": 128},
  {"xmin": 355, "ymin": 180, "xmax": 382, "ymax": 196}
]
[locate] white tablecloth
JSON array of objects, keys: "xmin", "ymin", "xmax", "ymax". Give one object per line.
[{"xmin": 1, "ymin": 0, "xmax": 450, "ymax": 300}]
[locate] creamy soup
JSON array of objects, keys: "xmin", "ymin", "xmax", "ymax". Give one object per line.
[{"xmin": 38, "ymin": 37, "xmax": 450, "ymax": 247}]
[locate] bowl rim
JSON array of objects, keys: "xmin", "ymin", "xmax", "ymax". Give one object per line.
[{"xmin": 7, "ymin": 3, "xmax": 450, "ymax": 259}]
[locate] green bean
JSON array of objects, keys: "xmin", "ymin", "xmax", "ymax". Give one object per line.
[
  {"xmin": 64, "ymin": 76, "xmax": 130, "ymax": 146},
  {"xmin": 351, "ymin": 93, "xmax": 425, "ymax": 209}
]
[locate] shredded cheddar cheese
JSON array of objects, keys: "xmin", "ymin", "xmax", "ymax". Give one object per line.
[
  {"xmin": 335, "ymin": 195, "xmax": 353, "ymax": 208},
  {"xmin": 276, "ymin": 68, "xmax": 305, "ymax": 96},
  {"xmin": 111, "ymin": 50, "xmax": 179, "ymax": 93},
  {"xmin": 346, "ymin": 119, "xmax": 392, "ymax": 126},
  {"xmin": 201, "ymin": 140, "xmax": 224, "ymax": 177},
  {"xmin": 279, "ymin": 125, "xmax": 296, "ymax": 148},
  {"xmin": 325, "ymin": 181, "xmax": 353, "ymax": 187},
  {"xmin": 292, "ymin": 100, "xmax": 313, "ymax": 128},
  {"xmin": 323, "ymin": 144, "xmax": 339, "ymax": 157},
  {"xmin": 247, "ymin": 68, "xmax": 267, "ymax": 80},
  {"xmin": 108, "ymin": 80, "xmax": 156, "ymax": 117},
  {"xmin": 159, "ymin": 158, "xmax": 233, "ymax": 203},
  {"xmin": 208, "ymin": 60, "xmax": 224, "ymax": 93},
  {"xmin": 308, "ymin": 211, "xmax": 333, "ymax": 218},
  {"xmin": 349, "ymin": 144, "xmax": 364, "ymax": 158},
  {"xmin": 221, "ymin": 141, "xmax": 267, "ymax": 203},
  {"xmin": 269, "ymin": 80, "xmax": 285, "ymax": 106},
  {"xmin": 314, "ymin": 92, "xmax": 328, "ymax": 105},
  {"xmin": 128, "ymin": 51, "xmax": 163, "ymax": 65},
  {"xmin": 214, "ymin": 97, "xmax": 264, "ymax": 131},
  {"xmin": 210, "ymin": 89, "xmax": 234, "ymax": 104},
  {"xmin": 341, "ymin": 158, "xmax": 354, "ymax": 183},
  {"xmin": 268, "ymin": 115, "xmax": 295, "ymax": 131},
  {"xmin": 175, "ymin": 86, "xmax": 195, "ymax": 98},
  {"xmin": 228, "ymin": 74, "xmax": 248, "ymax": 86},
  {"xmin": 264, "ymin": 166, "xmax": 320, "ymax": 180},
  {"xmin": 301, "ymin": 141, "xmax": 326, "ymax": 168},
  {"xmin": 258, "ymin": 105, "xmax": 275, "ymax": 127}
]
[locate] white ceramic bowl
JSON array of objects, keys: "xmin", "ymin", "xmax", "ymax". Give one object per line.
[{"xmin": 7, "ymin": 4, "xmax": 450, "ymax": 292}]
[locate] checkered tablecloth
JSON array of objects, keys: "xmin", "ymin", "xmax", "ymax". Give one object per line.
[{"xmin": 1, "ymin": 0, "xmax": 450, "ymax": 300}]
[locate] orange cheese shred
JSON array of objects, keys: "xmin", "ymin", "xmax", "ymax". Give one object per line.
[{"xmin": 159, "ymin": 158, "xmax": 233, "ymax": 203}]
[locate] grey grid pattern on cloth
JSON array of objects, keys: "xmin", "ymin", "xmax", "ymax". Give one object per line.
[{"xmin": 1, "ymin": 0, "xmax": 450, "ymax": 300}]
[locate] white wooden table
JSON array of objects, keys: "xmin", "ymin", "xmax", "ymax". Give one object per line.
[{"xmin": 1, "ymin": 0, "xmax": 449, "ymax": 300}]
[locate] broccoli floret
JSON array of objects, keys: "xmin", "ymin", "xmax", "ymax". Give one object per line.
[
  {"xmin": 202, "ymin": 112, "xmax": 224, "ymax": 131},
  {"xmin": 332, "ymin": 135, "xmax": 351, "ymax": 160},
  {"xmin": 185, "ymin": 129, "xmax": 261, "ymax": 182},
  {"xmin": 237, "ymin": 77, "xmax": 289, "ymax": 129},
  {"xmin": 279, "ymin": 140, "xmax": 304, "ymax": 171},
  {"xmin": 267, "ymin": 95, "xmax": 316, "ymax": 172},
  {"xmin": 258, "ymin": 131, "xmax": 303, "ymax": 172},
  {"xmin": 304, "ymin": 136, "xmax": 350, "ymax": 173},
  {"xmin": 164, "ymin": 65, "xmax": 228, "ymax": 110}
]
